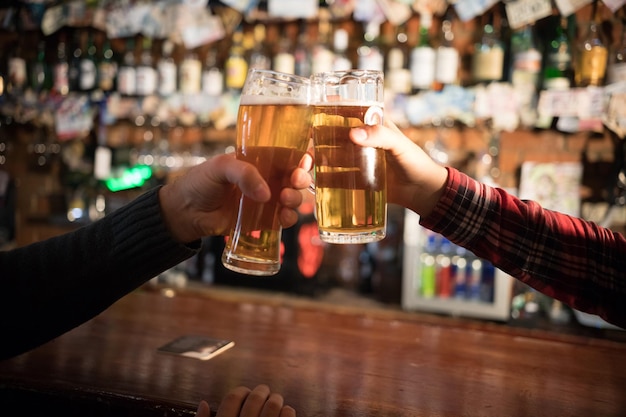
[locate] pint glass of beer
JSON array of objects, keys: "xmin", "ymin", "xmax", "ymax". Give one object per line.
[
  {"xmin": 311, "ymin": 70, "xmax": 386, "ymax": 244},
  {"xmin": 221, "ymin": 69, "xmax": 312, "ymax": 276}
]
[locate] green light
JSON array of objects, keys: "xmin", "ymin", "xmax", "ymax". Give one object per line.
[{"xmin": 105, "ymin": 165, "xmax": 152, "ymax": 192}]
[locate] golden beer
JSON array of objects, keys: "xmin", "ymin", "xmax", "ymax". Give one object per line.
[
  {"xmin": 222, "ymin": 102, "xmax": 312, "ymax": 275},
  {"xmin": 312, "ymin": 104, "xmax": 387, "ymax": 243}
]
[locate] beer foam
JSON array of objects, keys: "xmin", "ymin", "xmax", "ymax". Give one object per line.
[
  {"xmin": 240, "ymin": 95, "xmax": 309, "ymax": 105},
  {"xmin": 314, "ymin": 100, "xmax": 384, "ymax": 107}
]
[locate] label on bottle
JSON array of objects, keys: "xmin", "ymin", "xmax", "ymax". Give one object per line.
[
  {"xmin": 117, "ymin": 66, "xmax": 136, "ymax": 95},
  {"xmin": 8, "ymin": 57, "xmax": 27, "ymax": 89},
  {"xmin": 472, "ymin": 47, "xmax": 504, "ymax": 82},
  {"xmin": 94, "ymin": 146, "xmax": 112, "ymax": 180},
  {"xmin": 578, "ymin": 46, "xmax": 608, "ymax": 86},
  {"xmin": 608, "ymin": 62, "xmax": 626, "ymax": 84},
  {"xmin": 54, "ymin": 62, "xmax": 69, "ymax": 95},
  {"xmin": 202, "ymin": 68, "xmax": 224, "ymax": 96},
  {"xmin": 180, "ymin": 58, "xmax": 202, "ymax": 94},
  {"xmin": 274, "ymin": 52, "xmax": 296, "ymax": 74},
  {"xmin": 410, "ymin": 46, "xmax": 435, "ymax": 89},
  {"xmin": 79, "ymin": 59, "xmax": 96, "ymax": 91},
  {"xmin": 225, "ymin": 56, "xmax": 248, "ymax": 91},
  {"xmin": 97, "ymin": 62, "xmax": 117, "ymax": 92},
  {"xmin": 157, "ymin": 61, "xmax": 177, "ymax": 96},
  {"xmin": 358, "ymin": 49, "xmax": 384, "ymax": 72},
  {"xmin": 435, "ymin": 46, "xmax": 459, "ymax": 84},
  {"xmin": 513, "ymin": 49, "xmax": 542, "ymax": 73},
  {"xmin": 136, "ymin": 66, "xmax": 158, "ymax": 96},
  {"xmin": 388, "ymin": 68, "xmax": 411, "ymax": 94},
  {"xmin": 311, "ymin": 46, "xmax": 334, "ymax": 75}
]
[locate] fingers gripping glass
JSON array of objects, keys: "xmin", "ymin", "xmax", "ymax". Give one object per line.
[{"xmin": 221, "ymin": 69, "xmax": 313, "ymax": 276}]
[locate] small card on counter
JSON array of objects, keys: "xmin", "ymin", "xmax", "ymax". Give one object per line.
[{"xmin": 157, "ymin": 335, "xmax": 235, "ymax": 361}]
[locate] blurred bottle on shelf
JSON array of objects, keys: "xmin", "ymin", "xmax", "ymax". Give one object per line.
[
  {"xmin": 311, "ymin": 14, "xmax": 335, "ymax": 75},
  {"xmin": 136, "ymin": 36, "xmax": 157, "ymax": 96},
  {"xmin": 225, "ymin": 27, "xmax": 248, "ymax": 92},
  {"xmin": 248, "ymin": 24, "xmax": 272, "ymax": 71},
  {"xmin": 607, "ymin": 17, "xmax": 626, "ymax": 84},
  {"xmin": 510, "ymin": 24, "xmax": 542, "ymax": 87},
  {"xmin": 179, "ymin": 48, "xmax": 202, "ymax": 94},
  {"xmin": 273, "ymin": 25, "xmax": 296, "ymax": 74},
  {"xmin": 29, "ymin": 40, "xmax": 51, "ymax": 93},
  {"xmin": 202, "ymin": 48, "xmax": 224, "ymax": 96},
  {"xmin": 434, "ymin": 10, "xmax": 460, "ymax": 90},
  {"xmin": 294, "ymin": 19, "xmax": 312, "ymax": 77},
  {"xmin": 471, "ymin": 10, "xmax": 505, "ymax": 84},
  {"xmin": 79, "ymin": 30, "xmax": 97, "ymax": 92},
  {"xmin": 385, "ymin": 24, "xmax": 411, "ymax": 95},
  {"xmin": 575, "ymin": 2, "xmax": 608, "ymax": 87},
  {"xmin": 97, "ymin": 34, "xmax": 117, "ymax": 94},
  {"xmin": 157, "ymin": 40, "xmax": 177, "ymax": 96},
  {"xmin": 116, "ymin": 37, "xmax": 137, "ymax": 96},
  {"xmin": 357, "ymin": 21, "xmax": 384, "ymax": 72},
  {"xmin": 8, "ymin": 36, "xmax": 27, "ymax": 94},
  {"xmin": 509, "ymin": 24, "xmax": 542, "ymax": 127},
  {"xmin": 542, "ymin": 15, "xmax": 574, "ymax": 90},
  {"xmin": 332, "ymin": 27, "xmax": 352, "ymax": 71},
  {"xmin": 410, "ymin": 12, "xmax": 435, "ymax": 92},
  {"xmin": 52, "ymin": 31, "xmax": 70, "ymax": 96}
]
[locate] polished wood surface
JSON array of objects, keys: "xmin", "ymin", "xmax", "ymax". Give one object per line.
[{"xmin": 1, "ymin": 286, "xmax": 625, "ymax": 417}]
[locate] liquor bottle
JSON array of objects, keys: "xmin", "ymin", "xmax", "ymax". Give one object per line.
[
  {"xmin": 434, "ymin": 12, "xmax": 460, "ymax": 90},
  {"xmin": 575, "ymin": 1, "xmax": 608, "ymax": 87},
  {"xmin": 97, "ymin": 35, "xmax": 117, "ymax": 93},
  {"xmin": 202, "ymin": 48, "xmax": 224, "ymax": 96},
  {"xmin": 311, "ymin": 15, "xmax": 335, "ymax": 75},
  {"xmin": 471, "ymin": 11, "xmax": 505, "ymax": 83},
  {"xmin": 79, "ymin": 30, "xmax": 97, "ymax": 92},
  {"xmin": 273, "ymin": 26, "xmax": 296, "ymax": 74},
  {"xmin": 358, "ymin": 21, "xmax": 384, "ymax": 72},
  {"xmin": 332, "ymin": 28, "xmax": 352, "ymax": 71},
  {"xmin": 7, "ymin": 37, "xmax": 27, "ymax": 93},
  {"xmin": 420, "ymin": 231, "xmax": 439, "ymax": 298},
  {"xmin": 29, "ymin": 40, "xmax": 50, "ymax": 93},
  {"xmin": 116, "ymin": 37, "xmax": 136, "ymax": 96},
  {"xmin": 179, "ymin": 48, "xmax": 202, "ymax": 94},
  {"xmin": 607, "ymin": 18, "xmax": 626, "ymax": 83},
  {"xmin": 510, "ymin": 24, "xmax": 542, "ymax": 87},
  {"xmin": 294, "ymin": 19, "xmax": 312, "ymax": 77},
  {"xmin": 510, "ymin": 24, "xmax": 542, "ymax": 127},
  {"xmin": 67, "ymin": 31, "xmax": 83, "ymax": 92},
  {"xmin": 136, "ymin": 36, "xmax": 157, "ymax": 96},
  {"xmin": 157, "ymin": 40, "xmax": 177, "ymax": 96},
  {"xmin": 435, "ymin": 238, "xmax": 453, "ymax": 298},
  {"xmin": 386, "ymin": 24, "xmax": 411, "ymax": 95},
  {"xmin": 410, "ymin": 12, "xmax": 435, "ymax": 92},
  {"xmin": 542, "ymin": 16, "xmax": 574, "ymax": 90},
  {"xmin": 225, "ymin": 27, "xmax": 248, "ymax": 92},
  {"xmin": 52, "ymin": 31, "xmax": 70, "ymax": 96},
  {"xmin": 248, "ymin": 24, "xmax": 272, "ymax": 71}
]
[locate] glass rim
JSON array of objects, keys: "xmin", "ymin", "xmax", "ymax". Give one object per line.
[
  {"xmin": 310, "ymin": 69, "xmax": 384, "ymax": 79},
  {"xmin": 247, "ymin": 68, "xmax": 312, "ymax": 84}
]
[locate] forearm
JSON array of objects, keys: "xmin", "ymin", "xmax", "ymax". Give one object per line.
[
  {"xmin": 0, "ymin": 187, "xmax": 200, "ymax": 359},
  {"xmin": 420, "ymin": 168, "xmax": 626, "ymax": 328}
]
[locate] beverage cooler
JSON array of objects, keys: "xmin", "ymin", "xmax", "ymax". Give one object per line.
[{"xmin": 401, "ymin": 209, "xmax": 513, "ymax": 321}]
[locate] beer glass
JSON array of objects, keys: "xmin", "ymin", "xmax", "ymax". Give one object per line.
[
  {"xmin": 222, "ymin": 69, "xmax": 313, "ymax": 276},
  {"xmin": 311, "ymin": 69, "xmax": 386, "ymax": 244}
]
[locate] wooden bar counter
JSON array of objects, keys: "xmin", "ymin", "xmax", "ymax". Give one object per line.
[{"xmin": 1, "ymin": 285, "xmax": 625, "ymax": 417}]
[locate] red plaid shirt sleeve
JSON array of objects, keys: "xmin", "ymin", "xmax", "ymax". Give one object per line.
[{"xmin": 419, "ymin": 167, "xmax": 626, "ymax": 328}]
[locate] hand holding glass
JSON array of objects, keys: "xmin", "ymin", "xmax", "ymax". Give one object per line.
[
  {"xmin": 221, "ymin": 69, "xmax": 312, "ymax": 276},
  {"xmin": 311, "ymin": 70, "xmax": 386, "ymax": 244}
]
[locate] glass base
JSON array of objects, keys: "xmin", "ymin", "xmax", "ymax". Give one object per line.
[
  {"xmin": 319, "ymin": 228, "xmax": 386, "ymax": 244},
  {"xmin": 221, "ymin": 253, "xmax": 280, "ymax": 276}
]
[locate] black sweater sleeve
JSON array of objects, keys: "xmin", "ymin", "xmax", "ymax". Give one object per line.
[{"xmin": 0, "ymin": 187, "xmax": 200, "ymax": 360}]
